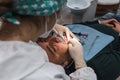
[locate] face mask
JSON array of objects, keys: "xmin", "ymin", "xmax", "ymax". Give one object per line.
[
  {"xmin": 40, "ymin": 21, "xmax": 51, "ymax": 38},
  {"xmin": 40, "ymin": 12, "xmax": 58, "ymax": 38}
]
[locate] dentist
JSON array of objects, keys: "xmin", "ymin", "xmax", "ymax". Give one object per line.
[{"xmin": 0, "ymin": 0, "xmax": 96, "ymax": 80}]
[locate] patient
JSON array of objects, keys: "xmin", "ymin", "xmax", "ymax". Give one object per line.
[
  {"xmin": 98, "ymin": 12, "xmax": 120, "ymax": 33},
  {"xmin": 100, "ymin": 18, "xmax": 120, "ymax": 33},
  {"xmin": 37, "ymin": 32, "xmax": 72, "ymax": 68},
  {"xmin": 78, "ymin": 15, "xmax": 120, "ymax": 80}
]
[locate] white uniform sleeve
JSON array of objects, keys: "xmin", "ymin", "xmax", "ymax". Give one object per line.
[{"xmin": 69, "ymin": 67, "xmax": 97, "ymax": 80}]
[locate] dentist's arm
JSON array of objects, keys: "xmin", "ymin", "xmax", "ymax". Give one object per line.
[{"xmin": 68, "ymin": 38, "xmax": 97, "ymax": 80}]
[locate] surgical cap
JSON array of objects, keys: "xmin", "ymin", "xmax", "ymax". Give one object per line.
[
  {"xmin": 13, "ymin": 0, "xmax": 67, "ymax": 16},
  {"xmin": 2, "ymin": 0, "xmax": 67, "ymax": 24}
]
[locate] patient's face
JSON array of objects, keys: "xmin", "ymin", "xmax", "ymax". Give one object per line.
[{"xmin": 38, "ymin": 36, "xmax": 72, "ymax": 67}]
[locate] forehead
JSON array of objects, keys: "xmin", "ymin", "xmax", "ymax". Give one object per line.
[{"xmin": 49, "ymin": 31, "xmax": 66, "ymax": 42}]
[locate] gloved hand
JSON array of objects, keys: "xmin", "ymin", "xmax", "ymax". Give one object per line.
[
  {"xmin": 53, "ymin": 24, "xmax": 79, "ymax": 41},
  {"xmin": 68, "ymin": 38, "xmax": 86, "ymax": 70}
]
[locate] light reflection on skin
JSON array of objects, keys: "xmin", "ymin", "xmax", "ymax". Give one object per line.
[{"xmin": 37, "ymin": 35, "xmax": 72, "ymax": 67}]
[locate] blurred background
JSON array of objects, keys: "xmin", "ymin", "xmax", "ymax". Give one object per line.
[
  {"xmin": 0, "ymin": 0, "xmax": 120, "ymax": 25},
  {"xmin": 57, "ymin": 0, "xmax": 120, "ymax": 25}
]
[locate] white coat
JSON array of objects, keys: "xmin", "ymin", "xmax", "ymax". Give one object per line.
[{"xmin": 0, "ymin": 41, "xmax": 97, "ymax": 80}]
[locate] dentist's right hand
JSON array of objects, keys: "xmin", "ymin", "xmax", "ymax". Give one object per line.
[
  {"xmin": 68, "ymin": 38, "xmax": 87, "ymax": 70},
  {"xmin": 53, "ymin": 24, "xmax": 79, "ymax": 41}
]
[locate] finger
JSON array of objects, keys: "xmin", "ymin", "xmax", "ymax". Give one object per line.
[
  {"xmin": 70, "ymin": 31, "xmax": 80, "ymax": 41},
  {"xmin": 68, "ymin": 43, "xmax": 72, "ymax": 48},
  {"xmin": 114, "ymin": 21, "xmax": 120, "ymax": 25},
  {"xmin": 69, "ymin": 31, "xmax": 75, "ymax": 38},
  {"xmin": 52, "ymin": 28, "xmax": 59, "ymax": 34},
  {"xmin": 114, "ymin": 22, "xmax": 119, "ymax": 27},
  {"xmin": 108, "ymin": 20, "xmax": 120, "ymax": 27},
  {"xmin": 107, "ymin": 18, "xmax": 118, "ymax": 22},
  {"xmin": 58, "ymin": 31, "xmax": 64, "ymax": 36},
  {"xmin": 52, "ymin": 24, "xmax": 62, "ymax": 34},
  {"xmin": 68, "ymin": 39, "xmax": 74, "ymax": 46},
  {"xmin": 112, "ymin": 18, "xmax": 119, "ymax": 22},
  {"xmin": 68, "ymin": 38, "xmax": 77, "ymax": 46},
  {"xmin": 102, "ymin": 18, "xmax": 118, "ymax": 25},
  {"xmin": 106, "ymin": 24, "xmax": 114, "ymax": 27},
  {"xmin": 65, "ymin": 29, "xmax": 71, "ymax": 41}
]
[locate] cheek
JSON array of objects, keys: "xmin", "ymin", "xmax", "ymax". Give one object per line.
[
  {"xmin": 55, "ymin": 44, "xmax": 68, "ymax": 65},
  {"xmin": 56, "ymin": 43, "xmax": 68, "ymax": 56},
  {"xmin": 38, "ymin": 42, "xmax": 47, "ymax": 51}
]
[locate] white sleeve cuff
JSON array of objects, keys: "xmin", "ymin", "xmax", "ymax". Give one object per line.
[
  {"xmin": 98, "ymin": 20, "xmax": 102, "ymax": 24},
  {"xmin": 69, "ymin": 67, "xmax": 97, "ymax": 80}
]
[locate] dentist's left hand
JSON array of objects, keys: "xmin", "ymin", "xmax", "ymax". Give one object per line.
[{"xmin": 53, "ymin": 24, "xmax": 78, "ymax": 41}]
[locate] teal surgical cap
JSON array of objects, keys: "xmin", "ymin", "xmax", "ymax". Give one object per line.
[
  {"xmin": 13, "ymin": 0, "xmax": 67, "ymax": 16},
  {"xmin": 3, "ymin": 0, "xmax": 67, "ymax": 24}
]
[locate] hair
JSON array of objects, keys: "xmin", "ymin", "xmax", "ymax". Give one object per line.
[
  {"xmin": 0, "ymin": 15, "xmax": 46, "ymax": 41},
  {"xmin": 0, "ymin": 0, "xmax": 59, "ymax": 42},
  {"xmin": 0, "ymin": 0, "xmax": 47, "ymax": 42},
  {"xmin": 0, "ymin": 19, "xmax": 21, "ymax": 39}
]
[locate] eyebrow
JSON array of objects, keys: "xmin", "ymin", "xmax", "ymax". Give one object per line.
[
  {"xmin": 50, "ymin": 31, "xmax": 66, "ymax": 43},
  {"xmin": 36, "ymin": 31, "xmax": 66, "ymax": 43}
]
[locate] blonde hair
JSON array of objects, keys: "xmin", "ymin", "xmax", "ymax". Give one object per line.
[{"xmin": 0, "ymin": 15, "xmax": 46, "ymax": 42}]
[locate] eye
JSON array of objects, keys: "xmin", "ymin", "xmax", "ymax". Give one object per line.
[
  {"xmin": 36, "ymin": 37, "xmax": 47, "ymax": 43},
  {"xmin": 49, "ymin": 31, "xmax": 66, "ymax": 42},
  {"xmin": 49, "ymin": 31, "xmax": 54, "ymax": 36}
]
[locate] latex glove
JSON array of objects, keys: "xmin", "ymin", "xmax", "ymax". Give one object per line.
[
  {"xmin": 53, "ymin": 24, "xmax": 79, "ymax": 42},
  {"xmin": 68, "ymin": 38, "xmax": 86, "ymax": 70}
]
